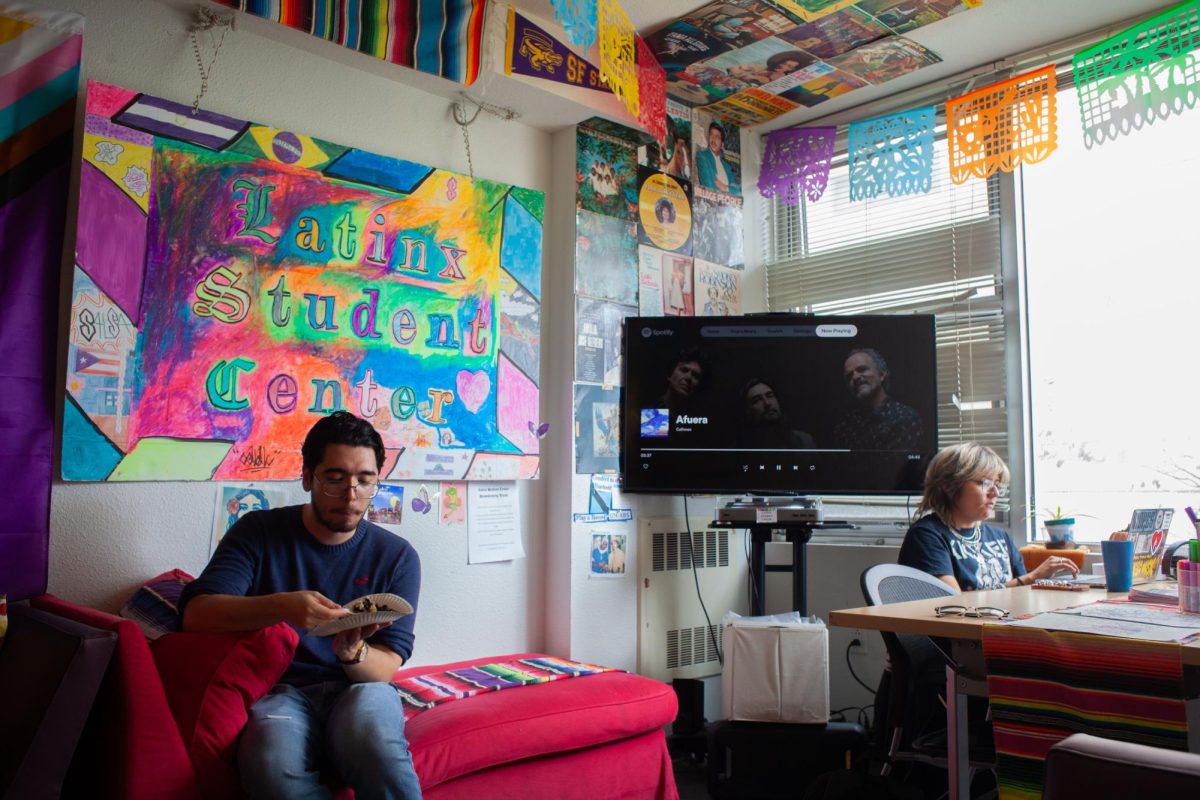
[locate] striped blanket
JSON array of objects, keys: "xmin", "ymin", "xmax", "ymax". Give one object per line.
[
  {"xmin": 982, "ymin": 624, "xmax": 1187, "ymax": 799},
  {"xmin": 216, "ymin": 0, "xmax": 486, "ymax": 85},
  {"xmin": 394, "ymin": 656, "xmax": 618, "ymax": 720}
]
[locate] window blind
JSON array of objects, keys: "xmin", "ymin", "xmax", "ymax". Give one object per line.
[{"xmin": 762, "ymin": 136, "xmax": 1008, "ymax": 516}]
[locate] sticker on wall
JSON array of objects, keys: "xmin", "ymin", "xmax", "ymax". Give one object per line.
[
  {"xmin": 440, "ymin": 480, "xmax": 467, "ymax": 525},
  {"xmin": 368, "ymin": 484, "xmax": 407, "ymax": 527},
  {"xmin": 572, "ymin": 473, "xmax": 634, "ymax": 523},
  {"xmin": 64, "ymin": 81, "xmax": 544, "ymax": 483}
]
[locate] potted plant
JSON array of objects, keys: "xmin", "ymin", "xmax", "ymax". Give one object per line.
[{"xmin": 1042, "ymin": 507, "xmax": 1076, "ymax": 549}]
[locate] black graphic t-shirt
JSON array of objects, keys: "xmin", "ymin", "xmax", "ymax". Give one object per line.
[{"xmin": 899, "ymin": 514, "xmax": 1026, "ymax": 591}]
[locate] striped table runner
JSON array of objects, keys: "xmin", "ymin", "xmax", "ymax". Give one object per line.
[
  {"xmin": 216, "ymin": 0, "xmax": 486, "ymax": 86},
  {"xmin": 394, "ymin": 656, "xmax": 618, "ymax": 720},
  {"xmin": 982, "ymin": 624, "xmax": 1187, "ymax": 799}
]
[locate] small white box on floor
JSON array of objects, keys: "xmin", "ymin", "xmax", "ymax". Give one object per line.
[{"xmin": 721, "ymin": 612, "xmax": 829, "ymax": 723}]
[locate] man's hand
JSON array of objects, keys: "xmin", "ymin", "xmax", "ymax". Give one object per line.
[
  {"xmin": 276, "ymin": 590, "xmax": 350, "ymax": 630},
  {"xmin": 332, "ymin": 621, "xmax": 390, "ymax": 662}
]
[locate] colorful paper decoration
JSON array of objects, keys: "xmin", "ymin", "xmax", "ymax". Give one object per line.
[
  {"xmin": 848, "ymin": 107, "xmax": 935, "ymax": 201},
  {"xmin": 66, "ymin": 81, "xmax": 544, "ymax": 483},
  {"xmin": 758, "ymin": 126, "xmax": 837, "ymax": 205},
  {"xmin": 214, "ymin": 0, "xmax": 485, "ymax": 85},
  {"xmin": 551, "ymin": 0, "xmax": 598, "ymax": 50},
  {"xmin": 1072, "ymin": 0, "xmax": 1200, "ymax": 148},
  {"xmin": 946, "ymin": 65, "xmax": 1058, "ymax": 184},
  {"xmin": 598, "ymin": 0, "xmax": 639, "ymax": 119},
  {"xmin": 0, "ymin": 2, "xmax": 83, "ymax": 601},
  {"xmin": 636, "ymin": 36, "xmax": 667, "ymax": 144}
]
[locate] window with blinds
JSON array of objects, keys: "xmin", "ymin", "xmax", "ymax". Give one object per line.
[{"xmin": 762, "ymin": 135, "xmax": 1009, "ymax": 515}]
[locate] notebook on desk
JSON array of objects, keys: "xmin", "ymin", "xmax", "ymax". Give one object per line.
[{"xmin": 1127, "ymin": 508, "xmax": 1173, "ymax": 585}]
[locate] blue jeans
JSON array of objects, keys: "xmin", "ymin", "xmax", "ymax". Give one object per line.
[{"xmin": 239, "ymin": 681, "xmax": 422, "ymax": 800}]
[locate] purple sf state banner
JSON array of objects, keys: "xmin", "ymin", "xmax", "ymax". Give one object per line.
[
  {"xmin": 0, "ymin": 3, "xmax": 83, "ymax": 601},
  {"xmin": 507, "ymin": 8, "xmax": 608, "ymax": 94}
]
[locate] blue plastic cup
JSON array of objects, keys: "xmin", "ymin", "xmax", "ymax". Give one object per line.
[{"xmin": 1101, "ymin": 539, "xmax": 1135, "ymax": 593}]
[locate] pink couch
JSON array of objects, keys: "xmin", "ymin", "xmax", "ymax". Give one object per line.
[{"xmin": 32, "ymin": 594, "xmax": 679, "ymax": 799}]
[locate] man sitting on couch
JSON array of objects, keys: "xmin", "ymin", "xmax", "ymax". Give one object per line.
[{"xmin": 180, "ymin": 411, "xmax": 422, "ymax": 799}]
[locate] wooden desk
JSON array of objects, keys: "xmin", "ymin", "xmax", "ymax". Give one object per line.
[{"xmin": 831, "ymin": 585, "xmax": 1200, "ymax": 799}]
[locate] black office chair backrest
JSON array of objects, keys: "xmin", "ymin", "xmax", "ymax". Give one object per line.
[{"xmin": 861, "ymin": 564, "xmax": 959, "ymax": 679}]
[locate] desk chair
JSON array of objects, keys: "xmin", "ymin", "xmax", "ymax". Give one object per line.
[
  {"xmin": 860, "ymin": 564, "xmax": 996, "ymax": 798},
  {"xmin": 1043, "ymin": 733, "xmax": 1200, "ymax": 797}
]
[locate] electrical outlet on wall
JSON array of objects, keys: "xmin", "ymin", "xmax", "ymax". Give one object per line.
[{"xmin": 848, "ymin": 629, "xmax": 872, "ymax": 658}]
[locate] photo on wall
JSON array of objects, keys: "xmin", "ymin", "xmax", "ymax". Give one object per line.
[
  {"xmin": 573, "ymin": 383, "xmax": 621, "ymax": 474},
  {"xmin": 692, "ymin": 110, "xmax": 742, "ymax": 196},
  {"xmin": 576, "ymin": 127, "xmax": 637, "ymax": 220},
  {"xmin": 637, "ymin": 166, "xmax": 693, "ymax": 256},
  {"xmin": 576, "ymin": 209, "xmax": 639, "ymax": 306},
  {"xmin": 692, "ymin": 185, "xmax": 745, "ymax": 267},
  {"xmin": 695, "ymin": 259, "xmax": 743, "ymax": 316},
  {"xmin": 575, "ymin": 295, "xmax": 635, "ymax": 385},
  {"xmin": 589, "ymin": 532, "xmax": 628, "ymax": 577}
]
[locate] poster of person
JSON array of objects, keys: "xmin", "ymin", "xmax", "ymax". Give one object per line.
[
  {"xmin": 692, "ymin": 110, "xmax": 742, "ymax": 196},
  {"xmin": 637, "ymin": 167, "xmax": 693, "ymax": 255},
  {"xmin": 367, "ymin": 484, "xmax": 406, "ymax": 527},
  {"xmin": 211, "ymin": 483, "xmax": 292, "ymax": 555},
  {"xmin": 640, "ymin": 99, "xmax": 694, "ymax": 183},
  {"xmin": 638, "ymin": 246, "xmax": 667, "ymax": 315},
  {"xmin": 574, "ymin": 384, "xmax": 621, "ymax": 473},
  {"xmin": 827, "ymin": 36, "xmax": 942, "ymax": 85},
  {"xmin": 575, "ymin": 295, "xmax": 634, "ymax": 385},
  {"xmin": 666, "ymin": 61, "xmax": 751, "ymax": 106},
  {"xmin": 576, "ymin": 209, "xmax": 638, "ymax": 306},
  {"xmin": 695, "ymin": 259, "xmax": 743, "ymax": 316},
  {"xmin": 703, "ymin": 37, "xmax": 818, "ymax": 88},
  {"xmin": 681, "ymin": 0, "xmax": 795, "ymax": 49},
  {"xmin": 856, "ymin": 0, "xmax": 971, "ymax": 34},
  {"xmin": 661, "ymin": 255, "xmax": 695, "ymax": 316},
  {"xmin": 780, "ymin": 6, "xmax": 892, "ymax": 59},
  {"xmin": 440, "ymin": 481, "xmax": 466, "ymax": 525},
  {"xmin": 780, "ymin": 62, "xmax": 869, "ymax": 107},
  {"xmin": 576, "ymin": 127, "xmax": 637, "ymax": 220},
  {"xmin": 589, "ymin": 532, "xmax": 628, "ymax": 577},
  {"xmin": 692, "ymin": 185, "xmax": 745, "ymax": 267}
]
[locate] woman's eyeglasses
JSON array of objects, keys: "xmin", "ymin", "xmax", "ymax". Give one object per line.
[
  {"xmin": 934, "ymin": 605, "xmax": 1009, "ymax": 619},
  {"xmin": 974, "ymin": 478, "xmax": 1009, "ymax": 497}
]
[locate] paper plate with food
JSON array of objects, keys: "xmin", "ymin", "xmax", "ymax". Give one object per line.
[{"xmin": 309, "ymin": 593, "xmax": 413, "ymax": 636}]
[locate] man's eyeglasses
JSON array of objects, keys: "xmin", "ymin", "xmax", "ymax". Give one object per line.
[
  {"xmin": 975, "ymin": 478, "xmax": 1009, "ymax": 498},
  {"xmin": 934, "ymin": 605, "xmax": 1009, "ymax": 619},
  {"xmin": 314, "ymin": 475, "xmax": 381, "ymax": 499}
]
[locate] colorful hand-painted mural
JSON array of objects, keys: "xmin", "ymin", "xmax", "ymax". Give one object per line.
[{"xmin": 64, "ymin": 81, "xmax": 543, "ymax": 483}]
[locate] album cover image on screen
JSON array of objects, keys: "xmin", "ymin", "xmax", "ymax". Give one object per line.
[{"xmin": 620, "ymin": 315, "xmax": 937, "ymax": 495}]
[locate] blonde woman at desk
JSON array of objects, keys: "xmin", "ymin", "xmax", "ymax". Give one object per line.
[{"xmin": 899, "ymin": 442, "xmax": 1079, "ymax": 591}]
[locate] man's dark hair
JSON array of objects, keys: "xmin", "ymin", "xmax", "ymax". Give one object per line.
[
  {"xmin": 707, "ymin": 121, "xmax": 726, "ymax": 144},
  {"xmin": 765, "ymin": 50, "xmax": 807, "ymax": 72},
  {"xmin": 669, "ymin": 346, "xmax": 711, "ymax": 390},
  {"xmin": 301, "ymin": 410, "xmax": 386, "ymax": 472}
]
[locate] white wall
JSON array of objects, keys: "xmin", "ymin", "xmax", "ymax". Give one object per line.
[{"xmin": 42, "ymin": 0, "xmax": 552, "ymax": 667}]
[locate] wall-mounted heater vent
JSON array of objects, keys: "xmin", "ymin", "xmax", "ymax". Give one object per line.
[{"xmin": 638, "ymin": 517, "xmax": 748, "ymax": 682}]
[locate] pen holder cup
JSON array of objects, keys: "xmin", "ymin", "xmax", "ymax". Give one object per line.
[{"xmin": 1180, "ymin": 560, "xmax": 1200, "ymax": 614}]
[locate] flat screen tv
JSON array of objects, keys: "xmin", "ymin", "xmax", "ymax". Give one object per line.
[{"xmin": 619, "ymin": 314, "xmax": 937, "ymax": 495}]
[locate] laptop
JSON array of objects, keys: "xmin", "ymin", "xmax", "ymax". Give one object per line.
[{"xmin": 1127, "ymin": 508, "xmax": 1173, "ymax": 585}]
